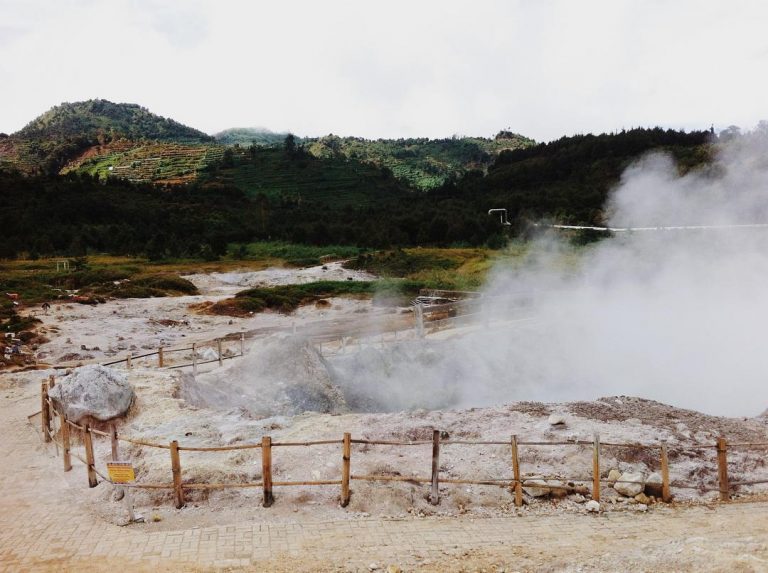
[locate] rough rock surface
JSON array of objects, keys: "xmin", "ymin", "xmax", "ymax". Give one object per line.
[
  {"xmin": 614, "ymin": 471, "xmax": 645, "ymax": 497},
  {"xmin": 523, "ymin": 478, "xmax": 551, "ymax": 497},
  {"xmin": 183, "ymin": 334, "xmax": 347, "ymax": 417},
  {"xmin": 645, "ymin": 472, "xmax": 663, "ymax": 497},
  {"xmin": 48, "ymin": 364, "xmax": 135, "ymax": 422}
]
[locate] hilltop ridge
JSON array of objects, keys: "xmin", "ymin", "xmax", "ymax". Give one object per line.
[
  {"xmin": 14, "ymin": 99, "xmax": 212, "ymax": 142},
  {"xmin": 0, "ymin": 99, "xmax": 213, "ymax": 176}
]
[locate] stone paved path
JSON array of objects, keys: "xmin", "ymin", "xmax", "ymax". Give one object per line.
[{"xmin": 2, "ymin": 390, "xmax": 768, "ymax": 572}]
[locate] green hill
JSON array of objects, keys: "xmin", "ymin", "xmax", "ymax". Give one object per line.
[
  {"xmin": 202, "ymin": 145, "xmax": 410, "ymax": 207},
  {"xmin": 0, "ymin": 100, "xmax": 213, "ymax": 176},
  {"xmin": 304, "ymin": 132, "xmax": 534, "ymax": 191},
  {"xmin": 214, "ymin": 128, "xmax": 294, "ymax": 146},
  {"xmin": 15, "ymin": 99, "xmax": 211, "ymax": 142},
  {"xmin": 213, "ymin": 129, "xmax": 535, "ymax": 191},
  {"xmin": 0, "ymin": 127, "xmax": 717, "ymax": 260}
]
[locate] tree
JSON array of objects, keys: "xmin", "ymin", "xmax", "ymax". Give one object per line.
[
  {"xmin": 719, "ymin": 125, "xmax": 741, "ymax": 142},
  {"xmin": 284, "ymin": 133, "xmax": 297, "ymax": 156},
  {"xmin": 222, "ymin": 148, "xmax": 235, "ymax": 168}
]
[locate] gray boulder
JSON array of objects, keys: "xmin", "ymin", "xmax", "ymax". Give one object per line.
[
  {"xmin": 613, "ymin": 471, "xmax": 645, "ymax": 497},
  {"xmin": 49, "ymin": 364, "xmax": 135, "ymax": 422}
]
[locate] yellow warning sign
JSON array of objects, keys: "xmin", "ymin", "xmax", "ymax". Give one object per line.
[{"xmin": 107, "ymin": 461, "xmax": 136, "ymax": 484}]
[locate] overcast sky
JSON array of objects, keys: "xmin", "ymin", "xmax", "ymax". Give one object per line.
[{"xmin": 1, "ymin": 0, "xmax": 767, "ymax": 141}]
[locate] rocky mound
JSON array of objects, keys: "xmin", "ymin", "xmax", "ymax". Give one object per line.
[
  {"xmin": 48, "ymin": 364, "xmax": 135, "ymax": 422},
  {"xmin": 182, "ymin": 334, "xmax": 347, "ymax": 417}
]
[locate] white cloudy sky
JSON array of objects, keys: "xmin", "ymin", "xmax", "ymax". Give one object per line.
[{"xmin": 1, "ymin": 0, "xmax": 767, "ymax": 141}]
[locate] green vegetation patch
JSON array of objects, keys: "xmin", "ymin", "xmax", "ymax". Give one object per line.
[
  {"xmin": 344, "ymin": 248, "xmax": 461, "ymax": 276},
  {"xmin": 230, "ymin": 242, "xmax": 363, "ymax": 267},
  {"xmin": 210, "ymin": 279, "xmax": 423, "ymax": 316},
  {"xmin": 0, "ymin": 257, "xmax": 198, "ymax": 305},
  {"xmin": 87, "ymin": 274, "xmax": 198, "ymax": 299}
]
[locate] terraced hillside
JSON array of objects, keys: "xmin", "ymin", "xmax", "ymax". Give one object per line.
[
  {"xmin": 0, "ymin": 99, "xmax": 214, "ymax": 177},
  {"xmin": 65, "ymin": 141, "xmax": 225, "ymax": 184}
]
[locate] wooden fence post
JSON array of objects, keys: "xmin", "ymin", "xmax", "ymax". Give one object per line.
[
  {"xmin": 660, "ymin": 442, "xmax": 671, "ymax": 503},
  {"xmin": 83, "ymin": 425, "xmax": 98, "ymax": 488},
  {"xmin": 41, "ymin": 381, "xmax": 51, "ymax": 443},
  {"xmin": 61, "ymin": 414, "xmax": 72, "ymax": 472},
  {"xmin": 111, "ymin": 425, "xmax": 125, "ymax": 500},
  {"xmin": 341, "ymin": 432, "xmax": 351, "ymax": 507},
  {"xmin": 240, "ymin": 333, "xmax": 245, "ymax": 356},
  {"xmin": 192, "ymin": 343, "xmax": 197, "ymax": 374},
  {"xmin": 430, "ymin": 429, "xmax": 440, "ymax": 505},
  {"xmin": 415, "ymin": 303, "xmax": 425, "ymax": 338},
  {"xmin": 511, "ymin": 435, "xmax": 523, "ymax": 507},
  {"xmin": 262, "ymin": 436, "xmax": 274, "ymax": 507},
  {"xmin": 217, "ymin": 339, "xmax": 223, "ymax": 366},
  {"xmin": 592, "ymin": 433, "xmax": 601, "ymax": 502},
  {"xmin": 170, "ymin": 440, "xmax": 185, "ymax": 508},
  {"xmin": 47, "ymin": 375, "xmax": 56, "ymax": 431},
  {"xmin": 158, "ymin": 347, "xmax": 164, "ymax": 368},
  {"xmin": 111, "ymin": 425, "xmax": 120, "ymax": 460},
  {"xmin": 716, "ymin": 437, "xmax": 730, "ymax": 501},
  {"xmin": 126, "ymin": 353, "xmax": 132, "ymax": 369}
]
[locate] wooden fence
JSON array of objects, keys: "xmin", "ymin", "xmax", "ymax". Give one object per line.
[
  {"xmin": 100, "ymin": 333, "xmax": 247, "ymax": 373},
  {"xmin": 48, "ymin": 288, "xmax": 515, "ymax": 372},
  {"xmin": 38, "ymin": 378, "xmax": 768, "ymax": 511}
]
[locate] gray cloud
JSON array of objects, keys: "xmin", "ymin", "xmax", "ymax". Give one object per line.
[{"xmin": 2, "ymin": 0, "xmax": 768, "ymax": 139}]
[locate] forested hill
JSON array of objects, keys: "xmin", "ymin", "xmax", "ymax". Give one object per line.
[
  {"xmin": 0, "ymin": 127, "xmax": 716, "ymax": 259},
  {"xmin": 304, "ymin": 131, "xmax": 534, "ymax": 191},
  {"xmin": 449, "ymin": 127, "xmax": 714, "ymax": 226},
  {"xmin": 214, "ymin": 128, "xmax": 291, "ymax": 146},
  {"xmin": 212, "ymin": 129, "xmax": 534, "ymax": 191},
  {"xmin": 13, "ymin": 99, "xmax": 211, "ymax": 142},
  {"xmin": 0, "ymin": 100, "xmax": 213, "ymax": 176}
]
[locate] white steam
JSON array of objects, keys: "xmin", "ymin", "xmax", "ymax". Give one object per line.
[{"xmin": 330, "ymin": 132, "xmax": 768, "ymax": 417}]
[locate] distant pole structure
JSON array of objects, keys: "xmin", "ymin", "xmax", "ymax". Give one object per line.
[
  {"xmin": 488, "ymin": 209, "xmax": 511, "ymax": 226},
  {"xmin": 55, "ymin": 260, "xmax": 70, "ymax": 272},
  {"xmin": 540, "ymin": 223, "xmax": 768, "ymax": 233}
]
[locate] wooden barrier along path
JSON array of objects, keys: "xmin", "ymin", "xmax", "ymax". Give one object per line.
[{"xmin": 37, "ymin": 378, "xmax": 768, "ymax": 512}]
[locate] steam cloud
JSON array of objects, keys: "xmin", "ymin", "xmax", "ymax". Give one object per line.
[{"xmin": 331, "ymin": 130, "xmax": 768, "ymax": 417}]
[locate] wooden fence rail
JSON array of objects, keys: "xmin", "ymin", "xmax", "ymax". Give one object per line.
[{"xmin": 38, "ymin": 380, "xmax": 768, "ymax": 511}]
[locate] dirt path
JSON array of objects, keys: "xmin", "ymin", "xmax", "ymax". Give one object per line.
[{"xmin": 2, "ymin": 385, "xmax": 768, "ymax": 572}]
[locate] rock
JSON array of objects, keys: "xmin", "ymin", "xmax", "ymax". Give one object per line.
[
  {"xmin": 547, "ymin": 480, "xmax": 568, "ymax": 498},
  {"xmin": 48, "ymin": 365, "xmax": 134, "ymax": 422},
  {"xmin": 585, "ymin": 500, "xmax": 600, "ymax": 513},
  {"xmin": 634, "ymin": 492, "xmax": 650, "ymax": 505},
  {"xmin": 386, "ymin": 566, "xmax": 402, "ymax": 573},
  {"xmin": 636, "ymin": 503, "xmax": 648, "ymax": 512},
  {"xmin": 645, "ymin": 472, "xmax": 663, "ymax": 497},
  {"xmin": 368, "ymin": 564, "xmax": 379, "ymax": 571},
  {"xmin": 568, "ymin": 493, "xmax": 587, "ymax": 503},
  {"xmin": 614, "ymin": 471, "xmax": 645, "ymax": 497},
  {"xmin": 607, "ymin": 468, "xmax": 622, "ymax": 484},
  {"xmin": 523, "ymin": 478, "xmax": 550, "ymax": 497},
  {"xmin": 547, "ymin": 413, "xmax": 566, "ymax": 426},
  {"xmin": 185, "ymin": 334, "xmax": 347, "ymax": 417}
]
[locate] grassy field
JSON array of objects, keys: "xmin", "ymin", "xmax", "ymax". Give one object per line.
[
  {"xmin": 0, "ymin": 245, "xmax": 534, "ymax": 304},
  {"xmin": 343, "ymin": 245, "xmax": 530, "ymax": 291},
  {"xmin": 228, "ymin": 241, "xmax": 364, "ymax": 267}
]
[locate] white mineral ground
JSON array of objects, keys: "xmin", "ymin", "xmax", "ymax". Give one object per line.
[{"xmin": 5, "ymin": 264, "xmax": 768, "ymax": 530}]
